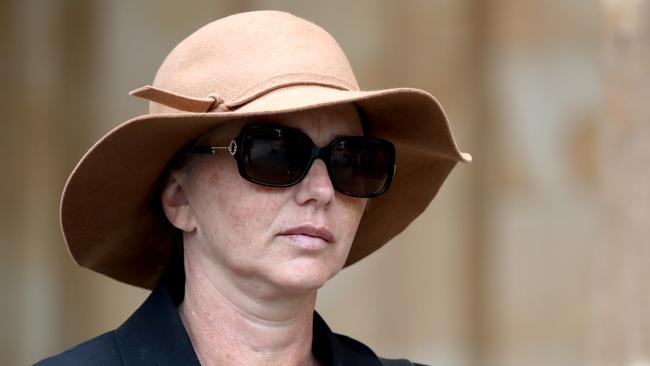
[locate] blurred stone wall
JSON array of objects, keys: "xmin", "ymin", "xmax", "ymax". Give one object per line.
[
  {"xmin": 1, "ymin": 1, "xmax": 648, "ymax": 366},
  {"xmin": 590, "ymin": 1, "xmax": 650, "ymax": 365}
]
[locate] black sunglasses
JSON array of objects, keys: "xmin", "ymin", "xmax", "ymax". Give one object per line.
[{"xmin": 192, "ymin": 124, "xmax": 396, "ymax": 198}]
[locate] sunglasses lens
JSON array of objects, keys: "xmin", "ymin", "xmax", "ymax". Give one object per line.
[
  {"xmin": 330, "ymin": 138, "xmax": 394, "ymax": 197},
  {"xmin": 235, "ymin": 125, "xmax": 395, "ymax": 197},
  {"xmin": 241, "ymin": 127, "xmax": 311, "ymax": 185}
]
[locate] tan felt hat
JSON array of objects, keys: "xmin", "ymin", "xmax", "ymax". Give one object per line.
[{"xmin": 60, "ymin": 10, "xmax": 471, "ymax": 289}]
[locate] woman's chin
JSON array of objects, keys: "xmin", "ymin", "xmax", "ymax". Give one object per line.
[{"xmin": 269, "ymin": 259, "xmax": 341, "ymax": 294}]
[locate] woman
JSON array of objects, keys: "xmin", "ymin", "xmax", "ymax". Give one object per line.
[{"xmin": 37, "ymin": 10, "xmax": 470, "ymax": 366}]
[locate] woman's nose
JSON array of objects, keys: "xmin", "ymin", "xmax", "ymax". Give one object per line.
[{"xmin": 293, "ymin": 159, "xmax": 335, "ymax": 206}]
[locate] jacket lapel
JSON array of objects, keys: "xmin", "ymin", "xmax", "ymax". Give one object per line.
[
  {"xmin": 113, "ymin": 283, "xmax": 201, "ymax": 366},
  {"xmin": 313, "ymin": 311, "xmax": 383, "ymax": 366}
]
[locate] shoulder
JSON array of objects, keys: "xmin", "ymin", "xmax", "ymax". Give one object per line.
[
  {"xmin": 334, "ymin": 332, "xmax": 378, "ymax": 356},
  {"xmin": 378, "ymin": 356, "xmax": 429, "ymax": 366},
  {"xmin": 33, "ymin": 331, "xmax": 123, "ymax": 366},
  {"xmin": 333, "ymin": 333, "xmax": 429, "ymax": 366}
]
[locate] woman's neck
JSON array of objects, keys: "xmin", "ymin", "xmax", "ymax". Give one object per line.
[{"xmin": 178, "ymin": 245, "xmax": 321, "ymax": 366}]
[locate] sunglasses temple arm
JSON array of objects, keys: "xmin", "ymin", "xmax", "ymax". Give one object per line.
[
  {"xmin": 208, "ymin": 146, "xmax": 227, "ymax": 154},
  {"xmin": 190, "ymin": 145, "xmax": 218, "ymax": 155}
]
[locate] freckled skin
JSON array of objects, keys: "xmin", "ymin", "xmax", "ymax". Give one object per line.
[{"xmin": 181, "ymin": 104, "xmax": 367, "ymax": 300}]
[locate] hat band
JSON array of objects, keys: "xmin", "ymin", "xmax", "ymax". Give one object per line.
[
  {"xmin": 129, "ymin": 86, "xmax": 226, "ymax": 112},
  {"xmin": 130, "ymin": 72, "xmax": 357, "ymax": 113}
]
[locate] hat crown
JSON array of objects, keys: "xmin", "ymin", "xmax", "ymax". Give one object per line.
[{"xmin": 148, "ymin": 11, "xmax": 359, "ymax": 114}]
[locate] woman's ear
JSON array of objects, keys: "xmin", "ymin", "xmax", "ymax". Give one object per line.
[{"xmin": 161, "ymin": 171, "xmax": 196, "ymax": 232}]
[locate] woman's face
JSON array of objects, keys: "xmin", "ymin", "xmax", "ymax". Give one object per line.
[{"xmin": 172, "ymin": 104, "xmax": 367, "ymax": 297}]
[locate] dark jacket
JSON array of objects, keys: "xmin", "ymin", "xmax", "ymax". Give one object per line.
[{"xmin": 35, "ymin": 281, "xmax": 424, "ymax": 365}]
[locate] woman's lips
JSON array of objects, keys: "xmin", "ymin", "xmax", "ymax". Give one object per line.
[{"xmin": 278, "ymin": 225, "xmax": 335, "ymax": 250}]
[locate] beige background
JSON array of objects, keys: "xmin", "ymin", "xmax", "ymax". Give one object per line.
[{"xmin": 2, "ymin": 0, "xmax": 649, "ymax": 365}]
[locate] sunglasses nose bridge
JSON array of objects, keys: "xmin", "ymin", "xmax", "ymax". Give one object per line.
[
  {"xmin": 303, "ymin": 144, "xmax": 332, "ymax": 184},
  {"xmin": 294, "ymin": 157, "xmax": 336, "ymax": 204},
  {"xmin": 311, "ymin": 144, "xmax": 336, "ymax": 182}
]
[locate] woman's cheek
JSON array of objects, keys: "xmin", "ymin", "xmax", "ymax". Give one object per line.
[{"xmin": 217, "ymin": 188, "xmax": 277, "ymax": 243}]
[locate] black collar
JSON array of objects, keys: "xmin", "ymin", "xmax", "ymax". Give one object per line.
[{"xmin": 113, "ymin": 282, "xmax": 383, "ymax": 366}]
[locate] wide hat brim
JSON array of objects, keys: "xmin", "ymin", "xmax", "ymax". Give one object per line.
[{"xmin": 61, "ymin": 85, "xmax": 471, "ymax": 289}]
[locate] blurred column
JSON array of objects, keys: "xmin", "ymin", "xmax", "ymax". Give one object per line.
[
  {"xmin": 1, "ymin": 1, "xmax": 73, "ymax": 364},
  {"xmin": 481, "ymin": 1, "xmax": 602, "ymax": 365},
  {"xmin": 590, "ymin": 1, "xmax": 650, "ymax": 365}
]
